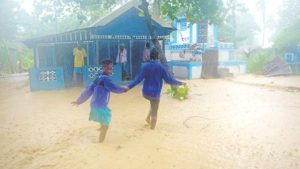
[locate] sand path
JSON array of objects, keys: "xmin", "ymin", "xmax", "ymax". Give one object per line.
[{"xmin": 0, "ymin": 76, "xmax": 299, "ymax": 169}]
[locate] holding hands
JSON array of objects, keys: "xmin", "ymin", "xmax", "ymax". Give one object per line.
[
  {"xmin": 122, "ymin": 86, "xmax": 129, "ymax": 92},
  {"xmin": 71, "ymin": 101, "xmax": 79, "ymax": 106}
]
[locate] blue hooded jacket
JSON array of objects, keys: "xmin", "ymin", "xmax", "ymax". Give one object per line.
[
  {"xmin": 128, "ymin": 61, "xmax": 183, "ymax": 100},
  {"xmin": 76, "ymin": 73, "xmax": 125, "ymax": 108}
]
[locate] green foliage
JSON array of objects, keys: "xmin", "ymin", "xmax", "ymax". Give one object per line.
[
  {"xmin": 15, "ymin": 0, "xmax": 225, "ymax": 39},
  {"xmin": 273, "ymin": 20, "xmax": 300, "ymax": 52},
  {"xmin": 246, "ymin": 50, "xmax": 273, "ymax": 74},
  {"xmin": 0, "ymin": 0, "xmax": 225, "ymax": 75},
  {"xmin": 0, "ymin": 41, "xmax": 34, "ymax": 73},
  {"xmin": 20, "ymin": 51, "xmax": 34, "ymax": 71},
  {"xmin": 219, "ymin": 0, "xmax": 258, "ymax": 48},
  {"xmin": 273, "ymin": 0, "xmax": 300, "ymax": 52},
  {"xmin": 0, "ymin": 0, "xmax": 19, "ymax": 40},
  {"xmin": 159, "ymin": 0, "xmax": 224, "ymax": 24},
  {"xmin": 33, "ymin": 0, "xmax": 122, "ymax": 24},
  {"xmin": 277, "ymin": 0, "xmax": 300, "ymax": 28},
  {"xmin": 167, "ymin": 86, "xmax": 189, "ymax": 101}
]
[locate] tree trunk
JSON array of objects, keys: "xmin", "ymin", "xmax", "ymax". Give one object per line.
[
  {"xmin": 152, "ymin": 0, "xmax": 160, "ymax": 16},
  {"xmin": 139, "ymin": 0, "xmax": 172, "ymax": 74},
  {"xmin": 140, "ymin": 0, "xmax": 220, "ymax": 79}
]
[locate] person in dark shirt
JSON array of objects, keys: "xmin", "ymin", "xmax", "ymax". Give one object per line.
[{"xmin": 126, "ymin": 48, "xmax": 186, "ymax": 129}]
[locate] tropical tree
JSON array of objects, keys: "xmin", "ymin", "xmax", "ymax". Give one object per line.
[
  {"xmin": 140, "ymin": 0, "xmax": 224, "ymax": 75},
  {"xmin": 32, "ymin": 0, "xmax": 126, "ymax": 25},
  {"xmin": 8, "ymin": 0, "xmax": 224, "ymax": 77},
  {"xmin": 219, "ymin": 0, "xmax": 258, "ymax": 48},
  {"xmin": 0, "ymin": 0, "xmax": 21, "ymax": 73},
  {"xmin": 273, "ymin": 0, "xmax": 300, "ymax": 52},
  {"xmin": 0, "ymin": 0, "xmax": 19, "ymax": 41},
  {"xmin": 29, "ymin": 0, "xmax": 225, "ymax": 76},
  {"xmin": 274, "ymin": 21, "xmax": 300, "ymax": 52},
  {"xmin": 256, "ymin": 0, "xmax": 266, "ymax": 47}
]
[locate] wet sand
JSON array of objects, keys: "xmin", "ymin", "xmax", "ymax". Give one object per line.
[{"xmin": 0, "ymin": 75, "xmax": 300, "ymax": 169}]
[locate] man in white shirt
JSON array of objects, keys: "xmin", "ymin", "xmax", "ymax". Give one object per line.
[{"xmin": 116, "ymin": 44, "xmax": 128, "ymax": 79}]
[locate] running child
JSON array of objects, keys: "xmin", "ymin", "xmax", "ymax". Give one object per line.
[{"xmin": 71, "ymin": 59, "xmax": 127, "ymax": 142}]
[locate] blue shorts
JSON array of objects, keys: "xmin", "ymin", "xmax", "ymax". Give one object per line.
[
  {"xmin": 74, "ymin": 67, "xmax": 83, "ymax": 74},
  {"xmin": 89, "ymin": 108, "xmax": 111, "ymax": 126}
]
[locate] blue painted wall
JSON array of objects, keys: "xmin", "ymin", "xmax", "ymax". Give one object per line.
[
  {"xmin": 29, "ymin": 67, "xmax": 65, "ymax": 91},
  {"xmin": 82, "ymin": 64, "xmax": 122, "ymax": 87}
]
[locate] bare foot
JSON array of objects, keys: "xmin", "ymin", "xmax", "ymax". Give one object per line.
[
  {"xmin": 145, "ymin": 117, "xmax": 151, "ymax": 125},
  {"xmin": 99, "ymin": 133, "xmax": 105, "ymax": 143},
  {"xmin": 150, "ymin": 118, "xmax": 157, "ymax": 130},
  {"xmin": 99, "ymin": 139, "xmax": 104, "ymax": 143},
  {"xmin": 99, "ymin": 126, "xmax": 108, "ymax": 143}
]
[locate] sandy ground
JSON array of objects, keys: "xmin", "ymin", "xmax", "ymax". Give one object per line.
[
  {"xmin": 230, "ymin": 74, "xmax": 300, "ymax": 89},
  {"xmin": 0, "ymin": 75, "xmax": 300, "ymax": 169}
]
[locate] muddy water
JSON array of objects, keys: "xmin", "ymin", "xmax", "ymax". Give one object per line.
[{"xmin": 0, "ymin": 76, "xmax": 299, "ymax": 169}]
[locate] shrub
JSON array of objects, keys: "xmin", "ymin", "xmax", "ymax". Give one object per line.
[
  {"xmin": 246, "ymin": 50, "xmax": 274, "ymax": 74},
  {"xmin": 167, "ymin": 86, "xmax": 189, "ymax": 100},
  {"xmin": 20, "ymin": 51, "xmax": 34, "ymax": 71}
]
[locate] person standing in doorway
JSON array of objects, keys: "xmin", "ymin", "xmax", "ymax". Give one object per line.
[
  {"xmin": 116, "ymin": 43, "xmax": 128, "ymax": 80},
  {"xmin": 143, "ymin": 42, "xmax": 151, "ymax": 62},
  {"xmin": 73, "ymin": 43, "xmax": 87, "ymax": 86}
]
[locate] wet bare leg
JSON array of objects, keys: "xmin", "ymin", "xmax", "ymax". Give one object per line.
[
  {"xmin": 99, "ymin": 125, "xmax": 108, "ymax": 143},
  {"xmin": 150, "ymin": 116, "xmax": 157, "ymax": 130},
  {"xmin": 149, "ymin": 100, "xmax": 159, "ymax": 130},
  {"xmin": 145, "ymin": 111, "xmax": 151, "ymax": 125}
]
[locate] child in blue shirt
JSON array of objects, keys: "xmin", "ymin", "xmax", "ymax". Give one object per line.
[
  {"xmin": 72, "ymin": 59, "xmax": 127, "ymax": 143},
  {"xmin": 127, "ymin": 48, "xmax": 186, "ymax": 129}
]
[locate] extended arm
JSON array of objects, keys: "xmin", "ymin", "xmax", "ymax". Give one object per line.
[
  {"xmin": 127, "ymin": 65, "xmax": 145, "ymax": 89},
  {"xmin": 104, "ymin": 77, "xmax": 125, "ymax": 93},
  {"xmin": 74, "ymin": 82, "xmax": 96, "ymax": 105},
  {"xmin": 162, "ymin": 66, "xmax": 184, "ymax": 86}
]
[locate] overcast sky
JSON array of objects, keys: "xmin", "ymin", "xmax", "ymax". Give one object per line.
[{"xmin": 242, "ymin": 0, "xmax": 282, "ymax": 47}]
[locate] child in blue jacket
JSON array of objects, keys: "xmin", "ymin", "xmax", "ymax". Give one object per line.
[
  {"xmin": 72, "ymin": 59, "xmax": 127, "ymax": 142},
  {"xmin": 127, "ymin": 48, "xmax": 186, "ymax": 129}
]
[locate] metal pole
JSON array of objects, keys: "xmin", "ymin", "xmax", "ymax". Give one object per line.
[
  {"xmin": 130, "ymin": 39, "xmax": 132, "ymax": 78},
  {"xmin": 96, "ymin": 40, "xmax": 99, "ymax": 65},
  {"xmin": 108, "ymin": 40, "xmax": 110, "ymax": 60},
  {"xmin": 52, "ymin": 45, "xmax": 56, "ymax": 67},
  {"xmin": 86, "ymin": 43, "xmax": 89, "ymax": 66},
  {"xmin": 34, "ymin": 46, "xmax": 39, "ymax": 68}
]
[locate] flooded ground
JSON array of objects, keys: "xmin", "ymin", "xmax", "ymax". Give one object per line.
[{"xmin": 0, "ymin": 75, "xmax": 299, "ymax": 169}]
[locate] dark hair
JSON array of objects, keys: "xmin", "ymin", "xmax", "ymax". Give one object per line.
[
  {"xmin": 75, "ymin": 43, "xmax": 81, "ymax": 48},
  {"xmin": 146, "ymin": 42, "xmax": 150, "ymax": 48},
  {"xmin": 150, "ymin": 48, "xmax": 159, "ymax": 60},
  {"xmin": 101, "ymin": 59, "xmax": 113, "ymax": 66}
]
